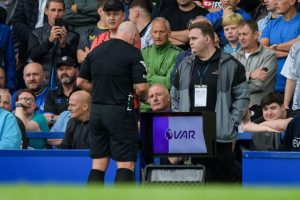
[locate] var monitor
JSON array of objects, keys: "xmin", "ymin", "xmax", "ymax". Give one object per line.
[{"xmin": 140, "ymin": 112, "xmax": 216, "ymax": 157}]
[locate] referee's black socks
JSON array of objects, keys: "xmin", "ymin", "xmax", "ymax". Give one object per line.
[
  {"xmin": 115, "ymin": 168, "xmax": 135, "ymax": 183},
  {"xmin": 87, "ymin": 169, "xmax": 105, "ymax": 185}
]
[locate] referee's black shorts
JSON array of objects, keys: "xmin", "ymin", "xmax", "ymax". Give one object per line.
[{"xmin": 89, "ymin": 104, "xmax": 139, "ymax": 162}]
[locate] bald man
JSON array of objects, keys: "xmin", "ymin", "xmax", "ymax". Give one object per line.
[
  {"xmin": 60, "ymin": 90, "xmax": 91, "ymax": 149},
  {"xmin": 78, "ymin": 21, "xmax": 148, "ymax": 184},
  {"xmin": 11, "ymin": 62, "xmax": 50, "ymax": 113}
]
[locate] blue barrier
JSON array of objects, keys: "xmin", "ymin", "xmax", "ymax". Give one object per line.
[
  {"xmin": 0, "ymin": 150, "xmax": 141, "ymax": 185},
  {"xmin": 242, "ymin": 150, "xmax": 300, "ymax": 186},
  {"xmin": 26, "ymin": 131, "xmax": 64, "ymax": 139}
]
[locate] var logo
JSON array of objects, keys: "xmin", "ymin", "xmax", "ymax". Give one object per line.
[
  {"xmin": 293, "ymin": 137, "xmax": 300, "ymax": 148},
  {"xmin": 165, "ymin": 129, "xmax": 196, "ymax": 140}
]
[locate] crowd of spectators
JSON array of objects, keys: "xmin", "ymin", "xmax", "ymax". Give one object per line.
[{"xmin": 1, "ymin": 0, "xmax": 300, "ymax": 183}]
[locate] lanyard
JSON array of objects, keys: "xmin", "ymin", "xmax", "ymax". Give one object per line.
[{"xmin": 197, "ymin": 63, "xmax": 210, "ymax": 86}]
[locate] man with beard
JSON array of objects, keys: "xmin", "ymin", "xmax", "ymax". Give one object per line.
[
  {"xmin": 11, "ymin": 62, "xmax": 50, "ymax": 113},
  {"xmin": 44, "ymin": 56, "xmax": 78, "ymax": 126}
]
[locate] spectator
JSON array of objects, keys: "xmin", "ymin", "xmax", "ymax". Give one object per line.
[
  {"xmin": 257, "ymin": 0, "xmax": 280, "ymax": 36},
  {"xmin": 129, "ymin": 0, "xmax": 153, "ymax": 48},
  {"xmin": 142, "ymin": 17, "xmax": 180, "ymax": 89},
  {"xmin": 171, "ymin": 21, "xmax": 249, "ymax": 181},
  {"xmin": 14, "ymin": 89, "xmax": 49, "ymax": 149},
  {"xmin": 140, "ymin": 17, "xmax": 180, "ymax": 111},
  {"xmin": 250, "ymin": 93, "xmax": 300, "ymax": 150},
  {"xmin": 90, "ymin": 0, "xmax": 125, "ymax": 51},
  {"xmin": 159, "ymin": 0, "xmax": 209, "ymax": 50},
  {"xmin": 77, "ymin": 21, "xmax": 148, "ymax": 184},
  {"xmin": 234, "ymin": 20, "xmax": 277, "ymax": 106},
  {"xmin": 0, "ymin": 17, "xmax": 16, "ymax": 91},
  {"xmin": 44, "ymin": 56, "xmax": 78, "ymax": 125},
  {"xmin": 12, "ymin": 0, "xmax": 46, "ymax": 89},
  {"xmin": 170, "ymin": 16, "xmax": 219, "ymax": 85},
  {"xmin": 0, "ymin": 90, "xmax": 22, "ymax": 150},
  {"xmin": 281, "ymin": 40, "xmax": 300, "ymax": 110},
  {"xmin": 60, "ymin": 90, "xmax": 91, "ymax": 149},
  {"xmin": 77, "ymin": 0, "xmax": 108, "ymax": 64},
  {"xmin": 206, "ymin": 0, "xmax": 251, "ymax": 47},
  {"xmin": 284, "ymin": 114, "xmax": 300, "ymax": 151},
  {"xmin": 12, "ymin": 62, "xmax": 50, "ymax": 113},
  {"xmin": 63, "ymin": 0, "xmax": 99, "ymax": 35},
  {"xmin": 222, "ymin": 13, "xmax": 243, "ymax": 55},
  {"xmin": 260, "ymin": 0, "xmax": 300, "ymax": 94},
  {"xmin": 28, "ymin": 0, "xmax": 79, "ymax": 88},
  {"xmin": 0, "ymin": 88, "xmax": 27, "ymax": 149},
  {"xmin": 147, "ymin": 83, "xmax": 171, "ymax": 112}
]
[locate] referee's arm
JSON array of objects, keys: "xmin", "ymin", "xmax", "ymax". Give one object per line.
[
  {"xmin": 135, "ymin": 83, "xmax": 149, "ymax": 102},
  {"xmin": 77, "ymin": 77, "xmax": 93, "ymax": 94}
]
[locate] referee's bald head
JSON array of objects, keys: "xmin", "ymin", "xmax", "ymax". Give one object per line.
[{"xmin": 116, "ymin": 21, "xmax": 140, "ymax": 46}]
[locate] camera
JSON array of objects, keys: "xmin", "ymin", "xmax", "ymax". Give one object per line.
[{"xmin": 55, "ymin": 18, "xmax": 65, "ymax": 27}]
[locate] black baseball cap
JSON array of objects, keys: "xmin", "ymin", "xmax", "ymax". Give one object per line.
[
  {"xmin": 103, "ymin": 0, "xmax": 124, "ymax": 11},
  {"xmin": 55, "ymin": 56, "xmax": 78, "ymax": 68}
]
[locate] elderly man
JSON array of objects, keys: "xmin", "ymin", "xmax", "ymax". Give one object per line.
[
  {"xmin": 147, "ymin": 83, "xmax": 171, "ymax": 112},
  {"xmin": 11, "ymin": 62, "xmax": 50, "ymax": 112},
  {"xmin": 60, "ymin": 90, "xmax": 91, "ymax": 149}
]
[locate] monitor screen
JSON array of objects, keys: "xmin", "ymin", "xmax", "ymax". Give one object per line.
[
  {"xmin": 140, "ymin": 112, "xmax": 216, "ymax": 157},
  {"xmin": 153, "ymin": 116, "xmax": 207, "ymax": 154}
]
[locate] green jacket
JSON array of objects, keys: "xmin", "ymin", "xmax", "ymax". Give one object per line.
[{"xmin": 141, "ymin": 42, "xmax": 181, "ymax": 89}]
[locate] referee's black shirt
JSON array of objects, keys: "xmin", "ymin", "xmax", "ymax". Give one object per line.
[{"xmin": 79, "ymin": 39, "xmax": 147, "ymax": 105}]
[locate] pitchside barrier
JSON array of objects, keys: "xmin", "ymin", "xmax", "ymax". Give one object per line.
[
  {"xmin": 0, "ymin": 131, "xmax": 299, "ymax": 185},
  {"xmin": 0, "ymin": 131, "xmax": 141, "ymax": 185}
]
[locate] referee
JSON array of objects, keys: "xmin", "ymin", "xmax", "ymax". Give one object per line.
[{"xmin": 77, "ymin": 21, "xmax": 148, "ymax": 184}]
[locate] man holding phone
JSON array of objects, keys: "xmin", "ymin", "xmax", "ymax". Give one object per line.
[
  {"xmin": 28, "ymin": 0, "xmax": 79, "ymax": 89},
  {"xmin": 234, "ymin": 20, "xmax": 277, "ymax": 106}
]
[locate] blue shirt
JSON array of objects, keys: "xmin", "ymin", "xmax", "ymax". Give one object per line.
[
  {"xmin": 206, "ymin": 9, "xmax": 251, "ymax": 47},
  {"xmin": 0, "ymin": 108, "xmax": 21, "ymax": 150},
  {"xmin": 261, "ymin": 13, "xmax": 300, "ymax": 92},
  {"xmin": 0, "ymin": 23, "xmax": 16, "ymax": 91},
  {"xmin": 223, "ymin": 43, "xmax": 241, "ymax": 55},
  {"xmin": 50, "ymin": 110, "xmax": 71, "ymax": 132},
  {"xmin": 11, "ymin": 87, "xmax": 50, "ymax": 113}
]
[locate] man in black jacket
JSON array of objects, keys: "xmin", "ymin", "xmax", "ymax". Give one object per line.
[
  {"xmin": 28, "ymin": 0, "xmax": 79, "ymax": 89},
  {"xmin": 60, "ymin": 90, "xmax": 91, "ymax": 149}
]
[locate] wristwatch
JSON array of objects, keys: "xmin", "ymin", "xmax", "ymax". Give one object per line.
[
  {"xmin": 50, "ymin": 115, "xmax": 56, "ymax": 125},
  {"xmin": 272, "ymin": 44, "xmax": 278, "ymax": 50},
  {"xmin": 15, "ymin": 103, "xmax": 23, "ymax": 108}
]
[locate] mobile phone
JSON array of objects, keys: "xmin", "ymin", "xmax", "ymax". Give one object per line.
[
  {"xmin": 55, "ymin": 18, "xmax": 65, "ymax": 27},
  {"xmin": 262, "ymin": 67, "xmax": 268, "ymax": 72}
]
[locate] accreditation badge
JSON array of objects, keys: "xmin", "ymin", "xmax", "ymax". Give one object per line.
[{"xmin": 194, "ymin": 85, "xmax": 207, "ymax": 107}]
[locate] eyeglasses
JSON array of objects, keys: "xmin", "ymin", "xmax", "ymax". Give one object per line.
[{"xmin": 20, "ymin": 97, "xmax": 35, "ymax": 103}]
